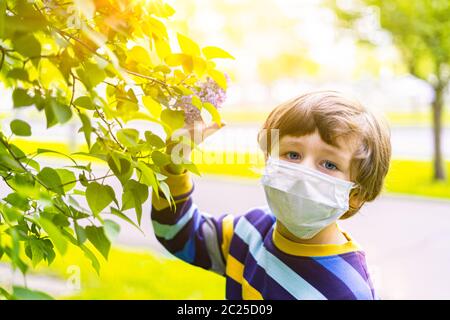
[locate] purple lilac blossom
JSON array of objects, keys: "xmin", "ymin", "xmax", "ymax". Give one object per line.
[{"xmin": 177, "ymin": 74, "xmax": 230, "ymax": 125}]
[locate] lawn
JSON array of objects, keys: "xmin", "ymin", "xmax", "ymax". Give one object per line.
[{"xmin": 33, "ymin": 245, "xmax": 225, "ymax": 300}]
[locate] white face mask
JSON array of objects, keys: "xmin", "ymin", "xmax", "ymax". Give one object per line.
[{"xmin": 261, "ymin": 156, "xmax": 355, "ymax": 240}]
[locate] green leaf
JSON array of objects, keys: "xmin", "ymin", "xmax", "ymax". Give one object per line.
[
  {"xmin": 55, "ymin": 168, "xmax": 76, "ymax": 193},
  {"xmin": 37, "ymin": 167, "xmax": 65, "ymax": 195},
  {"xmin": 74, "ymin": 223, "xmax": 87, "ymax": 245},
  {"xmin": 0, "ymin": 204, "xmax": 22, "ymax": 223},
  {"xmin": 10, "ymin": 119, "xmax": 31, "ymax": 136},
  {"xmin": 76, "ymin": 62, "xmax": 106, "ymax": 89},
  {"xmin": 7, "ymin": 68, "xmax": 29, "ymax": 81},
  {"xmin": 3, "ymin": 192, "xmax": 30, "ymax": 211},
  {"xmin": 121, "ymin": 179, "xmax": 149, "ymax": 225},
  {"xmin": 116, "ymin": 128, "xmax": 139, "ymax": 148},
  {"xmin": 161, "ymin": 109, "xmax": 185, "ymax": 132},
  {"xmin": 177, "ymin": 33, "xmax": 200, "ymax": 56},
  {"xmin": 203, "ymin": 102, "xmax": 222, "ymax": 126},
  {"xmin": 208, "ymin": 69, "xmax": 228, "ymax": 89},
  {"xmin": 73, "ymin": 96, "xmax": 95, "ymax": 110},
  {"xmin": 78, "ymin": 112, "xmax": 92, "ymax": 148},
  {"xmin": 12, "ymin": 286, "xmax": 54, "ymax": 300},
  {"xmin": 80, "ymin": 244, "xmax": 100, "ymax": 275},
  {"xmin": 145, "ymin": 131, "xmax": 165, "ymax": 149},
  {"xmin": 13, "ymin": 34, "xmax": 41, "ymax": 58},
  {"xmin": 103, "ymin": 219, "xmax": 120, "ymax": 242},
  {"xmin": 107, "ymin": 153, "xmax": 133, "ymax": 186},
  {"xmin": 158, "ymin": 181, "xmax": 174, "ymax": 207},
  {"xmin": 0, "ymin": 154, "xmax": 25, "ymax": 172},
  {"xmin": 50, "ymin": 99, "xmax": 72, "ymax": 124},
  {"xmin": 184, "ymin": 161, "xmax": 202, "ymax": 176},
  {"xmin": 151, "ymin": 150, "xmax": 171, "ymax": 166},
  {"xmin": 38, "ymin": 217, "xmax": 68, "ymax": 255},
  {"xmin": 136, "ymin": 161, "xmax": 158, "ymax": 191},
  {"xmin": 12, "ymin": 88, "xmax": 34, "ymax": 108},
  {"xmin": 29, "ymin": 239, "xmax": 45, "ymax": 267},
  {"xmin": 202, "ymin": 46, "xmax": 235, "ymax": 60},
  {"xmin": 85, "ymin": 225, "xmax": 111, "ymax": 259},
  {"xmin": 0, "ymin": 0, "xmax": 5, "ymax": 38},
  {"xmin": 109, "ymin": 207, "xmax": 143, "ymax": 234},
  {"xmin": 86, "ymin": 182, "xmax": 116, "ymax": 216},
  {"xmin": 191, "ymin": 95, "xmax": 203, "ymax": 110},
  {"xmin": 142, "ymin": 96, "xmax": 162, "ymax": 118}
]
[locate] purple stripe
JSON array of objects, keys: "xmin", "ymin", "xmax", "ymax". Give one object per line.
[
  {"xmin": 241, "ymin": 208, "xmax": 275, "ymax": 238},
  {"xmin": 243, "ymin": 249, "xmax": 296, "ymax": 299},
  {"xmin": 226, "ymin": 277, "xmax": 242, "ymax": 300},
  {"xmin": 158, "ymin": 184, "xmax": 195, "ymax": 201},
  {"xmin": 340, "ymin": 252, "xmax": 376, "ymax": 299},
  {"xmin": 151, "ymin": 197, "xmax": 193, "ymax": 225},
  {"xmin": 264, "ymin": 227, "xmax": 358, "ymax": 300},
  {"xmin": 340, "ymin": 252, "xmax": 370, "ymax": 282},
  {"xmin": 228, "ymin": 233, "xmax": 250, "ymax": 265}
]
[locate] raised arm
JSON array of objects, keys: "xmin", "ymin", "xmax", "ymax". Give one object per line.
[{"xmin": 150, "ymin": 167, "xmax": 235, "ymax": 275}]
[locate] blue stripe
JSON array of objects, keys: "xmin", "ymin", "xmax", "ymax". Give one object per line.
[
  {"xmin": 173, "ymin": 210, "xmax": 202, "ymax": 263},
  {"xmin": 174, "ymin": 237, "xmax": 196, "ymax": 263},
  {"xmin": 152, "ymin": 203, "xmax": 197, "ymax": 240},
  {"xmin": 313, "ymin": 256, "xmax": 373, "ymax": 300},
  {"xmin": 234, "ymin": 217, "xmax": 326, "ymax": 300}
]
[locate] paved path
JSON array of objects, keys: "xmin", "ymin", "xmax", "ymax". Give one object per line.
[{"xmin": 114, "ymin": 175, "xmax": 450, "ymax": 300}]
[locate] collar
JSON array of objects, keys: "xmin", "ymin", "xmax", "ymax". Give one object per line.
[{"xmin": 271, "ymin": 223, "xmax": 362, "ymax": 257}]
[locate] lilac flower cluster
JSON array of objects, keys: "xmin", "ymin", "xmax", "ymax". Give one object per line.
[{"xmin": 177, "ymin": 74, "xmax": 230, "ymax": 125}]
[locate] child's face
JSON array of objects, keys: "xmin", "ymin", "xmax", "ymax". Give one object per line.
[{"xmin": 272, "ymin": 130, "xmax": 357, "ymax": 181}]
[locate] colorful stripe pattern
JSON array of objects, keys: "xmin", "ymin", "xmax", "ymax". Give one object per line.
[{"xmin": 151, "ymin": 170, "xmax": 376, "ymax": 300}]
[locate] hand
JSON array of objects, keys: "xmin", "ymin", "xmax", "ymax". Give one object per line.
[{"xmin": 165, "ymin": 120, "xmax": 227, "ymax": 174}]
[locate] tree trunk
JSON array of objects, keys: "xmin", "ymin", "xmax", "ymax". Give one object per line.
[{"xmin": 431, "ymin": 83, "xmax": 446, "ymax": 181}]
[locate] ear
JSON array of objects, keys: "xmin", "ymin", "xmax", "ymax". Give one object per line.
[{"xmin": 340, "ymin": 187, "xmax": 365, "ymax": 220}]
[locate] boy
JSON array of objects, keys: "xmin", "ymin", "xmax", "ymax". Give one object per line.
[{"xmin": 151, "ymin": 90, "xmax": 391, "ymax": 300}]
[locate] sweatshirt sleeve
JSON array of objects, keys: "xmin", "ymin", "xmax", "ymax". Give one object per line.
[{"xmin": 150, "ymin": 167, "xmax": 238, "ymax": 276}]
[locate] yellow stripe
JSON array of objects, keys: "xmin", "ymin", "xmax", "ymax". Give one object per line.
[
  {"xmin": 242, "ymin": 278, "xmax": 263, "ymax": 300},
  {"xmin": 272, "ymin": 223, "xmax": 361, "ymax": 257},
  {"xmin": 225, "ymin": 255, "xmax": 244, "ymax": 284},
  {"xmin": 226, "ymin": 255, "xmax": 264, "ymax": 300},
  {"xmin": 221, "ymin": 214, "xmax": 234, "ymax": 260},
  {"xmin": 151, "ymin": 168, "xmax": 193, "ymax": 211}
]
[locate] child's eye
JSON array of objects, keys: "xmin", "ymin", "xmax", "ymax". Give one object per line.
[
  {"xmin": 322, "ymin": 160, "xmax": 338, "ymax": 171},
  {"xmin": 286, "ymin": 151, "xmax": 301, "ymax": 160}
]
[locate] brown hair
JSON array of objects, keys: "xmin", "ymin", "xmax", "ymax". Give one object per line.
[{"xmin": 257, "ymin": 90, "xmax": 391, "ymax": 219}]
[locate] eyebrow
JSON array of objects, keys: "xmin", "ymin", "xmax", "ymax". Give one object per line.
[{"xmin": 279, "ymin": 138, "xmax": 352, "ymax": 164}]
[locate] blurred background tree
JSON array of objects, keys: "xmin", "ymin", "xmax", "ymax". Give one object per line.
[{"xmin": 331, "ymin": 0, "xmax": 450, "ymax": 181}]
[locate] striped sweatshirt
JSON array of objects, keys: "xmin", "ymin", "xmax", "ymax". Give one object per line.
[{"xmin": 151, "ymin": 168, "xmax": 376, "ymax": 300}]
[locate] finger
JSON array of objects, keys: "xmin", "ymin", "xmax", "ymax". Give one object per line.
[{"xmin": 203, "ymin": 121, "xmax": 226, "ymax": 138}]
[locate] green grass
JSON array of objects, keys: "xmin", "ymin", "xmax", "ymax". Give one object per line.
[
  {"xmin": 384, "ymin": 159, "xmax": 450, "ymax": 198},
  {"xmin": 34, "ymin": 246, "xmax": 225, "ymax": 300}
]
